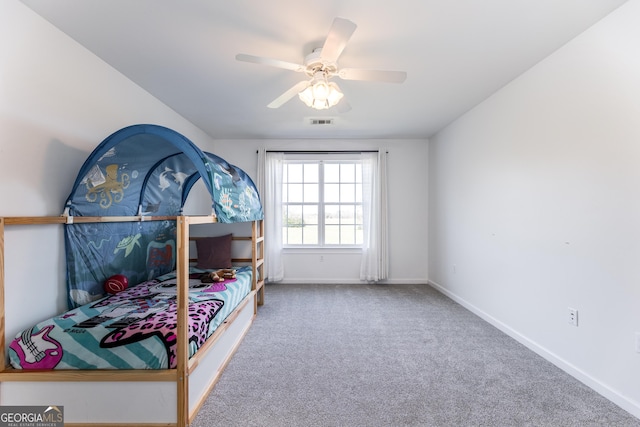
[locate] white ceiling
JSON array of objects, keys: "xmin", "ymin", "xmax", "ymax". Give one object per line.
[{"xmin": 21, "ymin": 0, "xmax": 628, "ymax": 140}]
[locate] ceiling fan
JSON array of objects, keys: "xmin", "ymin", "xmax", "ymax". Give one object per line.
[{"xmin": 235, "ymin": 17, "xmax": 407, "ymax": 111}]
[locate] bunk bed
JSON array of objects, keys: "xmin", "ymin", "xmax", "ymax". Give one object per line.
[{"xmin": 0, "ymin": 124, "xmax": 265, "ymax": 426}]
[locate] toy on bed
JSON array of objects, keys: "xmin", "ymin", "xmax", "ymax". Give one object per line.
[
  {"xmin": 200, "ymin": 269, "xmax": 237, "ymax": 283},
  {"xmin": 104, "ymin": 274, "xmax": 129, "ymax": 294}
]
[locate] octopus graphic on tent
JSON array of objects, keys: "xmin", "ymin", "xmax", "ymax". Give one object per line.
[{"xmin": 63, "ymin": 124, "xmax": 263, "ymax": 308}]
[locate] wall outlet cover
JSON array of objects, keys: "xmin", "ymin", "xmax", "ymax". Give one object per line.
[{"xmin": 567, "ymin": 307, "xmax": 578, "ymax": 327}]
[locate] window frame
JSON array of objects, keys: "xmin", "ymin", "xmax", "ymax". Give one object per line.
[{"xmin": 281, "ymin": 153, "xmax": 365, "ymax": 249}]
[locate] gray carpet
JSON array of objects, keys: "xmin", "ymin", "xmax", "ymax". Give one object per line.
[{"xmin": 192, "ymin": 283, "xmax": 640, "ymax": 427}]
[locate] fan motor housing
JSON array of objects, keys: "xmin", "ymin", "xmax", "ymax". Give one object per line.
[{"xmin": 304, "ymin": 48, "xmax": 338, "ymax": 77}]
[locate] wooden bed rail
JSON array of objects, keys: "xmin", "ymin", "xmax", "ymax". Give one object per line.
[
  {"xmin": 252, "ymin": 219, "xmax": 265, "ymax": 306},
  {"xmin": 0, "ymin": 217, "xmax": 4, "ymax": 372},
  {"xmin": 187, "ymin": 221, "xmax": 265, "ymax": 306},
  {"xmin": 2, "ymin": 215, "xmax": 207, "ymax": 225},
  {"xmin": 0, "ymin": 215, "xmax": 215, "ymax": 377}
]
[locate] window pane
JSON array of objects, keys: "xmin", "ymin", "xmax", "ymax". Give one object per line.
[
  {"xmin": 355, "ymin": 226, "xmax": 363, "ymax": 245},
  {"xmin": 325, "ymin": 183, "xmax": 339, "ymax": 203},
  {"xmin": 341, "ymin": 163, "xmax": 355, "ymax": 182},
  {"xmin": 287, "ymin": 226, "xmax": 303, "ymax": 245},
  {"xmin": 286, "ymin": 205, "xmax": 302, "ymax": 226},
  {"xmin": 304, "ymin": 183, "xmax": 318, "ymax": 203},
  {"xmin": 303, "ymin": 205, "xmax": 318, "ymax": 225},
  {"xmin": 325, "ymin": 225, "xmax": 340, "ymax": 245},
  {"xmin": 341, "ymin": 183, "xmax": 355, "ymax": 202},
  {"xmin": 356, "ymin": 205, "xmax": 363, "ymax": 224},
  {"xmin": 340, "ymin": 205, "xmax": 355, "ymax": 224},
  {"xmin": 325, "ymin": 163, "xmax": 340, "ymax": 182},
  {"xmin": 304, "ymin": 163, "xmax": 318, "ymax": 182},
  {"xmin": 355, "ymin": 164, "xmax": 362, "ymax": 183},
  {"xmin": 355, "ymin": 184, "xmax": 362, "ymax": 203},
  {"xmin": 303, "ymin": 225, "xmax": 318, "ymax": 244},
  {"xmin": 288, "ymin": 164, "xmax": 303, "ymax": 182},
  {"xmin": 341, "ymin": 225, "xmax": 356, "ymax": 245},
  {"xmin": 288, "ymin": 183, "xmax": 303, "ymax": 203},
  {"xmin": 325, "ymin": 205, "xmax": 339, "ymax": 224}
]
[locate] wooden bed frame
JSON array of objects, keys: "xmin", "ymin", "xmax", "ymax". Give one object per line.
[{"xmin": 0, "ymin": 215, "xmax": 264, "ymax": 427}]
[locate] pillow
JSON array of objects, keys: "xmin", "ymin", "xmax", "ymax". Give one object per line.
[{"xmin": 196, "ymin": 234, "xmax": 233, "ymax": 269}]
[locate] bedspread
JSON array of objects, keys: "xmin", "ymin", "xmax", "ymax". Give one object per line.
[{"xmin": 8, "ymin": 266, "xmax": 252, "ymax": 370}]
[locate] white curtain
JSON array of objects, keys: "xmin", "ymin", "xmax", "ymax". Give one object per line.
[
  {"xmin": 360, "ymin": 151, "xmax": 389, "ymax": 282},
  {"xmin": 257, "ymin": 149, "xmax": 284, "ymax": 282}
]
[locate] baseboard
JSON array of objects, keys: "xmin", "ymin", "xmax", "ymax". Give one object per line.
[
  {"xmin": 274, "ymin": 278, "xmax": 429, "ymax": 285},
  {"xmin": 428, "ymin": 279, "xmax": 640, "ymax": 420}
]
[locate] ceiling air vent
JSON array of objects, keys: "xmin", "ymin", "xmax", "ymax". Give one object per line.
[{"xmin": 309, "ymin": 118, "xmax": 334, "ymax": 126}]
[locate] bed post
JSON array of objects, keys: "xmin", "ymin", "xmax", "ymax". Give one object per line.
[
  {"xmin": 0, "ymin": 218, "xmax": 5, "ymax": 370},
  {"xmin": 252, "ymin": 219, "xmax": 265, "ymax": 307},
  {"xmin": 176, "ymin": 216, "xmax": 190, "ymax": 427}
]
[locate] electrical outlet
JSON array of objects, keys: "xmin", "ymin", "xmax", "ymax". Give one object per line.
[
  {"xmin": 567, "ymin": 307, "xmax": 578, "ymax": 327},
  {"xmin": 320, "ymin": 255, "xmax": 324, "ymax": 262}
]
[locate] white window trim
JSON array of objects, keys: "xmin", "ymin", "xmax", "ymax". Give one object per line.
[{"xmin": 282, "ymin": 153, "xmax": 365, "ymax": 248}]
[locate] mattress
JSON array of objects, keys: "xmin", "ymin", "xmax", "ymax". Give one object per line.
[{"xmin": 8, "ymin": 266, "xmax": 252, "ymax": 370}]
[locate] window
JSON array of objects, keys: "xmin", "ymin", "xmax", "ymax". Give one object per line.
[
  {"xmin": 261, "ymin": 148, "xmax": 387, "ymax": 281},
  {"xmin": 282, "ymin": 154, "xmax": 363, "ymax": 247}
]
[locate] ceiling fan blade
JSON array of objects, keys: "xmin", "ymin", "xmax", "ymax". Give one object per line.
[
  {"xmin": 337, "ymin": 68, "xmax": 407, "ymax": 83},
  {"xmin": 320, "ymin": 17, "xmax": 357, "ymax": 63},
  {"xmin": 267, "ymin": 80, "xmax": 311, "ymax": 108},
  {"xmin": 236, "ymin": 53, "xmax": 305, "ymax": 72}
]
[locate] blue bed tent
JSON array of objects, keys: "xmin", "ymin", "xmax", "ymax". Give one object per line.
[{"xmin": 63, "ymin": 124, "xmax": 263, "ymax": 308}]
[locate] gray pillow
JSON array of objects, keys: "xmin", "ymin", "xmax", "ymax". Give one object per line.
[{"xmin": 195, "ymin": 234, "xmax": 232, "ymax": 269}]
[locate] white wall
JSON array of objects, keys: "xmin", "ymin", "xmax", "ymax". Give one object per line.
[
  {"xmin": 0, "ymin": 1, "xmax": 216, "ymax": 339},
  {"xmin": 212, "ymin": 138, "xmax": 429, "ymax": 284},
  {"xmin": 428, "ymin": 0, "xmax": 640, "ymax": 418}
]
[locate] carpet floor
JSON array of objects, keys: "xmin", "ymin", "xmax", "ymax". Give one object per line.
[{"xmin": 192, "ymin": 283, "xmax": 640, "ymax": 427}]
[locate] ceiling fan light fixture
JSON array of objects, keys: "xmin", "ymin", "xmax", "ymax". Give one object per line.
[
  {"xmin": 312, "ymin": 80, "xmax": 330, "ymax": 100},
  {"xmin": 298, "ymin": 86, "xmax": 315, "ymax": 108},
  {"xmin": 313, "ymin": 98, "xmax": 329, "ymax": 110},
  {"xmin": 326, "ymin": 82, "xmax": 344, "ymax": 105},
  {"xmin": 298, "ymin": 74, "xmax": 343, "ymax": 110}
]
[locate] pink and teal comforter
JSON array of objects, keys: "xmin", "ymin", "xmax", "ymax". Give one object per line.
[{"xmin": 9, "ymin": 266, "xmax": 252, "ymax": 370}]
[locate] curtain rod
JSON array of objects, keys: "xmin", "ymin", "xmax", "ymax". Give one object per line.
[{"xmin": 260, "ymin": 150, "xmax": 386, "ymax": 154}]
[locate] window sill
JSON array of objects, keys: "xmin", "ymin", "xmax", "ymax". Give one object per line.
[{"xmin": 283, "ymin": 246, "xmax": 362, "ymax": 254}]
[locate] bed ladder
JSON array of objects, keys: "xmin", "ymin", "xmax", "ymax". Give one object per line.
[{"xmin": 252, "ymin": 219, "xmax": 265, "ymax": 307}]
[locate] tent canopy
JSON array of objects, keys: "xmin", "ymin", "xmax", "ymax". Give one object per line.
[
  {"xmin": 64, "ymin": 124, "xmax": 262, "ymax": 221},
  {"xmin": 63, "ymin": 124, "xmax": 262, "ymax": 308}
]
